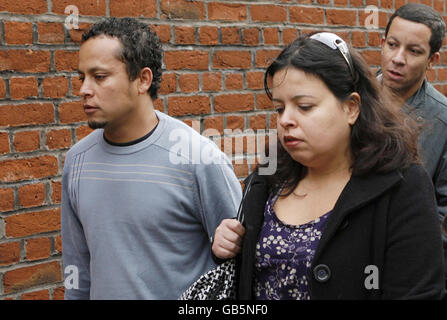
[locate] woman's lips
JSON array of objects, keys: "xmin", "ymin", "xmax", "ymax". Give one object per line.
[{"xmin": 283, "ymin": 135, "xmax": 303, "ymax": 147}]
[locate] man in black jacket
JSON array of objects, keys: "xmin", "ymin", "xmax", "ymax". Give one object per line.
[{"xmin": 379, "ymin": 3, "xmax": 447, "ymax": 290}]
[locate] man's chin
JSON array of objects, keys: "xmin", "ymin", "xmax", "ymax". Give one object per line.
[{"xmin": 88, "ymin": 121, "xmax": 108, "ymax": 129}]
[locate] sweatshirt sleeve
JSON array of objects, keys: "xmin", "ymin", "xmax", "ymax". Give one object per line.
[
  {"xmin": 61, "ymin": 153, "xmax": 91, "ymax": 300},
  {"xmin": 193, "ymin": 143, "xmax": 242, "ymax": 242}
]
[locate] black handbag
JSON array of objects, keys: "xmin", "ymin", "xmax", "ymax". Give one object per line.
[{"xmin": 179, "ymin": 175, "xmax": 254, "ymax": 300}]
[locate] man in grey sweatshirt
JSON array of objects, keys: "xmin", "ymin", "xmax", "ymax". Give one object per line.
[{"xmin": 61, "ymin": 17, "xmax": 242, "ymax": 299}]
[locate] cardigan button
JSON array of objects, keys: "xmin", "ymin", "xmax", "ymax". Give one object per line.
[{"xmin": 313, "ymin": 264, "xmax": 331, "ymax": 283}]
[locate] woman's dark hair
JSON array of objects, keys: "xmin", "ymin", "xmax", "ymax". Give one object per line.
[
  {"xmin": 82, "ymin": 17, "xmax": 163, "ymax": 100},
  {"xmin": 262, "ymin": 34, "xmax": 420, "ymax": 196}
]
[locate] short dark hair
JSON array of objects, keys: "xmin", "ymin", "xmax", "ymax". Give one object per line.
[
  {"xmin": 385, "ymin": 3, "xmax": 446, "ymax": 57},
  {"xmin": 262, "ymin": 34, "xmax": 420, "ymax": 196},
  {"xmin": 82, "ymin": 17, "xmax": 163, "ymax": 100}
]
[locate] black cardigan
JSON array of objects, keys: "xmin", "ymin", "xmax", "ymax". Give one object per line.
[{"xmin": 235, "ymin": 164, "xmax": 445, "ymax": 299}]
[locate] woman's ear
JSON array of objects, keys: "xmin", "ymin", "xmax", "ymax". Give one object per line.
[
  {"xmin": 137, "ymin": 67, "xmax": 153, "ymax": 95},
  {"xmin": 343, "ymin": 92, "xmax": 361, "ymax": 126}
]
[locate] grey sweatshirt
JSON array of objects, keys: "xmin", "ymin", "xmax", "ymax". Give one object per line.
[{"xmin": 61, "ymin": 110, "xmax": 242, "ymax": 299}]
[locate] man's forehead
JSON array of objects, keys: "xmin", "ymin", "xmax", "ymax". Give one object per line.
[
  {"xmin": 388, "ymin": 17, "xmax": 432, "ymax": 46},
  {"xmin": 79, "ymin": 35, "xmax": 124, "ymax": 70}
]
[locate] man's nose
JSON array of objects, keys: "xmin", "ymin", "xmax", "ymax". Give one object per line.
[
  {"xmin": 391, "ymin": 48, "xmax": 406, "ymax": 66},
  {"xmin": 79, "ymin": 78, "xmax": 93, "ymax": 97}
]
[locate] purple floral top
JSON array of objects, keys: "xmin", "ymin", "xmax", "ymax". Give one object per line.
[{"xmin": 254, "ymin": 191, "xmax": 332, "ymax": 300}]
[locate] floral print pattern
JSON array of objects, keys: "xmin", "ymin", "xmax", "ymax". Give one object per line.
[{"xmin": 254, "ymin": 191, "xmax": 331, "ymax": 300}]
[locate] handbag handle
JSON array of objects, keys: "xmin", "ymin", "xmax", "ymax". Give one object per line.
[{"xmin": 236, "ymin": 173, "xmax": 255, "ymax": 225}]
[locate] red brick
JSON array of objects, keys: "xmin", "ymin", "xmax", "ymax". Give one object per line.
[
  {"xmin": 251, "ymin": 5, "xmax": 287, "ymax": 22},
  {"xmin": 0, "ymin": 103, "xmax": 54, "ymax": 127},
  {"xmin": 226, "ymin": 115, "xmax": 245, "ymax": 130},
  {"xmin": 164, "ymin": 51, "xmax": 208, "ymax": 70},
  {"xmin": 222, "ymin": 27, "xmax": 240, "ymax": 45},
  {"xmin": 361, "ymin": 50, "xmax": 381, "ymax": 66},
  {"xmin": 151, "ymin": 25, "xmax": 171, "ymax": 43},
  {"xmin": 0, "ymin": 188, "xmax": 14, "ymax": 212},
  {"xmin": 438, "ymin": 69, "xmax": 447, "ymax": 81},
  {"xmin": 0, "ymin": 0, "xmax": 47, "ymax": 14},
  {"xmin": 215, "ymin": 94, "xmax": 254, "ymax": 113},
  {"xmin": 71, "ymin": 76, "xmax": 82, "ymax": 96},
  {"xmin": 21, "ymin": 289, "xmax": 50, "ymax": 300},
  {"xmin": 68, "ymin": 23, "xmax": 92, "ymax": 44},
  {"xmin": 0, "ymin": 132, "xmax": 10, "ymax": 154},
  {"xmin": 208, "ymin": 3, "xmax": 247, "ymax": 21},
  {"xmin": 0, "ymin": 78, "xmax": 5, "ymax": 98},
  {"xmin": 247, "ymin": 72, "xmax": 264, "ymax": 90},
  {"xmin": 167, "ymin": 96, "xmax": 210, "ymax": 116},
  {"xmin": 255, "ymin": 50, "xmax": 282, "ymax": 68},
  {"xmin": 54, "ymin": 235, "xmax": 62, "ymax": 254},
  {"xmin": 59, "ymin": 101, "xmax": 87, "ymax": 123},
  {"xmin": 334, "ymin": 0, "xmax": 348, "ymax": 5},
  {"xmin": 368, "ymin": 31, "xmax": 381, "ymax": 47},
  {"xmin": 263, "ymin": 28, "xmax": 279, "ymax": 45},
  {"xmin": 25, "ymin": 237, "xmax": 51, "ymax": 261},
  {"xmin": 242, "ymin": 28, "xmax": 260, "ymax": 46},
  {"xmin": 37, "ymin": 22, "xmax": 65, "ymax": 44},
  {"xmin": 427, "ymin": 69, "xmax": 436, "ymax": 82},
  {"xmin": 4, "ymin": 22, "xmax": 33, "ymax": 45},
  {"xmin": 110, "ymin": 0, "xmax": 156, "ymax": 17},
  {"xmin": 53, "ymin": 286, "xmax": 65, "ymax": 300},
  {"xmin": 0, "ymin": 50, "xmax": 50, "ymax": 73},
  {"xmin": 3, "ymin": 261, "xmax": 61, "ymax": 294},
  {"xmin": 0, "ymin": 155, "xmax": 59, "ymax": 183},
  {"xmin": 174, "ymin": 26, "xmax": 196, "ymax": 44},
  {"xmin": 204, "ymin": 116, "xmax": 224, "ymax": 135},
  {"xmin": 46, "ymin": 129, "xmax": 71, "ymax": 150},
  {"xmin": 233, "ymin": 162, "xmax": 249, "ymax": 178},
  {"xmin": 159, "ymin": 73, "xmax": 177, "ymax": 95},
  {"xmin": 178, "ymin": 74, "xmax": 198, "ymax": 93},
  {"xmin": 5, "ymin": 208, "xmax": 61, "ymax": 238},
  {"xmin": 282, "ymin": 29, "xmax": 299, "ymax": 45},
  {"xmin": 269, "ymin": 113, "xmax": 278, "ymax": 129},
  {"xmin": 202, "ymin": 72, "xmax": 222, "ymax": 92},
  {"xmin": 352, "ymin": 31, "xmax": 366, "ymax": 48},
  {"xmin": 51, "ymin": 181, "xmax": 62, "ymax": 204},
  {"xmin": 54, "ymin": 51, "xmax": 79, "ymax": 72},
  {"xmin": 213, "ymin": 51, "xmax": 251, "ymax": 69},
  {"xmin": 75, "ymin": 125, "xmax": 94, "ymax": 142},
  {"xmin": 43, "ymin": 77, "xmax": 69, "ymax": 98},
  {"xmin": 52, "ymin": 0, "xmax": 106, "ymax": 16},
  {"xmin": 327, "ymin": 9, "xmax": 357, "ymax": 26},
  {"xmin": 13, "ymin": 131, "xmax": 40, "ymax": 152},
  {"xmin": 0, "ymin": 242, "xmax": 20, "ymax": 266},
  {"xmin": 199, "ymin": 26, "xmax": 218, "ymax": 45},
  {"xmin": 9, "ymin": 77, "xmax": 38, "ymax": 100},
  {"xmin": 225, "ymin": 73, "xmax": 244, "ymax": 90},
  {"xmin": 256, "ymin": 93, "xmax": 273, "ymax": 110},
  {"xmin": 250, "ymin": 114, "xmax": 267, "ymax": 130},
  {"xmin": 160, "ymin": 0, "xmax": 205, "ymax": 19},
  {"xmin": 290, "ymin": 7, "xmax": 324, "ymax": 25}
]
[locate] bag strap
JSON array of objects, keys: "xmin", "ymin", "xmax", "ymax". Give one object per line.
[{"xmin": 236, "ymin": 173, "xmax": 255, "ymax": 224}]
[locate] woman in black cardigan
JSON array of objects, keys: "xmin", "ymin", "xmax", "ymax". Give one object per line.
[{"xmin": 212, "ymin": 33, "xmax": 445, "ymax": 299}]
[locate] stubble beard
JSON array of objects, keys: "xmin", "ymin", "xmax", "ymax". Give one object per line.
[{"xmin": 88, "ymin": 120, "xmax": 108, "ymax": 129}]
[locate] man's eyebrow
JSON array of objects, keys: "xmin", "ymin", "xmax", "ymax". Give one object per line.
[
  {"xmin": 388, "ymin": 36, "xmax": 426, "ymax": 50},
  {"xmin": 77, "ymin": 67, "xmax": 107, "ymax": 74}
]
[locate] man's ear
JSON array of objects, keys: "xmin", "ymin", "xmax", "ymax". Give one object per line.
[
  {"xmin": 428, "ymin": 52, "xmax": 440, "ymax": 69},
  {"xmin": 343, "ymin": 92, "xmax": 361, "ymax": 126},
  {"xmin": 137, "ymin": 67, "xmax": 153, "ymax": 95}
]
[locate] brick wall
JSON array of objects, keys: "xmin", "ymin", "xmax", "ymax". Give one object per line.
[{"xmin": 1, "ymin": 0, "xmax": 446, "ymax": 300}]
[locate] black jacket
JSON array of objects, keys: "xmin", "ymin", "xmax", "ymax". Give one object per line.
[{"xmin": 236, "ymin": 164, "xmax": 445, "ymax": 299}]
